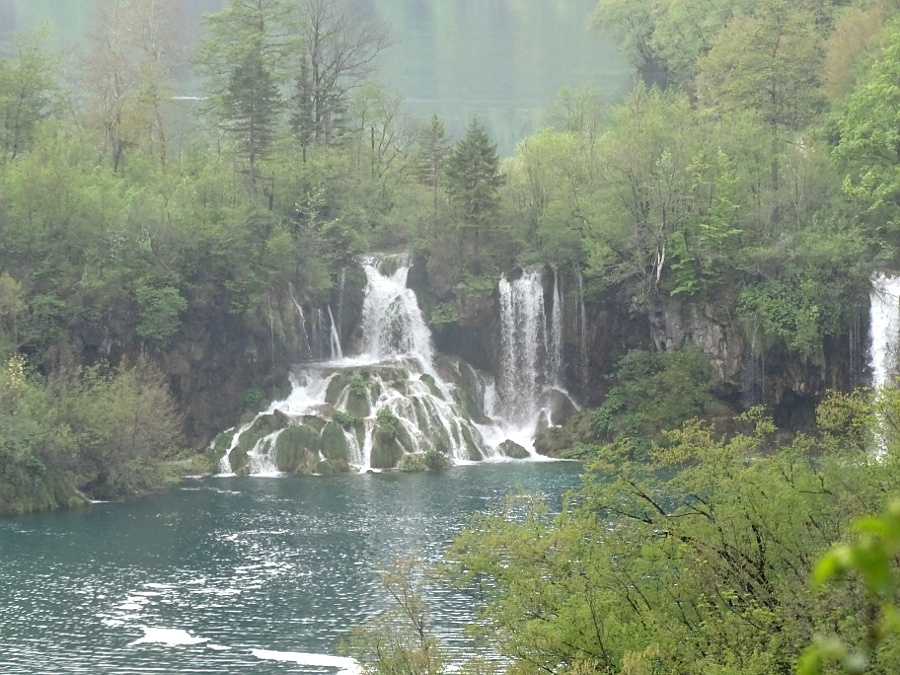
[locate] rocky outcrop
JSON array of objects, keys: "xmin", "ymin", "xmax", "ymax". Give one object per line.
[{"xmin": 417, "ymin": 264, "xmax": 865, "ymax": 431}]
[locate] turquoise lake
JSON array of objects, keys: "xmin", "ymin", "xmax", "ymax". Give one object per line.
[{"xmin": 0, "ymin": 461, "xmax": 582, "ymax": 673}]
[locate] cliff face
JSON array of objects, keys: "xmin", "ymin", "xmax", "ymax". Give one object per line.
[
  {"xmin": 130, "ymin": 263, "xmax": 865, "ymax": 448},
  {"xmin": 422, "ymin": 267, "xmax": 867, "ymax": 430}
]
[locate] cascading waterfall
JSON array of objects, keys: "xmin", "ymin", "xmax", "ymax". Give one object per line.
[
  {"xmin": 576, "ymin": 270, "xmax": 588, "ymax": 393},
  {"xmin": 216, "ymin": 255, "xmax": 504, "ymax": 476},
  {"xmin": 495, "ymin": 267, "xmax": 574, "ymax": 447},
  {"xmin": 359, "ymin": 256, "xmax": 435, "ymax": 371},
  {"xmin": 869, "ymin": 272, "xmax": 900, "ymax": 391},
  {"xmin": 549, "ymin": 267, "xmax": 563, "ymax": 386},
  {"xmin": 288, "ymin": 282, "xmax": 342, "ymax": 361},
  {"xmin": 867, "ymin": 272, "xmax": 900, "ymax": 457}
]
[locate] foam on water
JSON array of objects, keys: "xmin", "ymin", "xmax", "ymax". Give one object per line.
[
  {"xmin": 129, "ymin": 627, "xmax": 208, "ymax": 646},
  {"xmin": 252, "ymin": 648, "xmax": 361, "ymax": 673}
]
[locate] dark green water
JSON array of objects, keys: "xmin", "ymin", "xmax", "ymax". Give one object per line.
[{"xmin": 0, "ymin": 461, "xmax": 581, "ymax": 673}]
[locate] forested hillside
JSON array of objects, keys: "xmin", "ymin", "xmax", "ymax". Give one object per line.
[{"xmin": 0, "ymin": 0, "xmax": 896, "ymax": 518}]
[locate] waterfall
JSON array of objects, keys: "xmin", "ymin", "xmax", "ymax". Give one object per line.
[
  {"xmin": 498, "ymin": 269, "xmax": 547, "ymax": 425},
  {"xmin": 288, "ymin": 282, "xmax": 342, "ymax": 361},
  {"xmin": 217, "ymin": 255, "xmax": 501, "ymax": 476},
  {"xmin": 549, "ymin": 267, "xmax": 563, "ymax": 387},
  {"xmin": 870, "ymin": 272, "xmax": 900, "ymax": 390},
  {"xmin": 576, "ymin": 270, "xmax": 588, "ymax": 393},
  {"xmin": 495, "ymin": 267, "xmax": 576, "ymax": 447},
  {"xmin": 359, "ymin": 256, "xmax": 435, "ymax": 371},
  {"xmin": 327, "ymin": 306, "xmax": 343, "ymax": 360}
]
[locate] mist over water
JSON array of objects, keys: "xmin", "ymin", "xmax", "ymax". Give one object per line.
[
  {"xmin": 2, "ymin": 0, "xmax": 630, "ymax": 155},
  {"xmin": 0, "ymin": 463, "xmax": 581, "ymax": 673}
]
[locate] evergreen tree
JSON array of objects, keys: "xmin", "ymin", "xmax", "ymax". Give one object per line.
[
  {"xmin": 196, "ymin": 0, "xmax": 292, "ymax": 185},
  {"xmin": 220, "ymin": 49, "xmax": 283, "ymax": 171},
  {"xmin": 443, "ymin": 117, "xmax": 504, "ymax": 260},
  {"xmin": 415, "ymin": 114, "xmax": 450, "ymax": 211}
]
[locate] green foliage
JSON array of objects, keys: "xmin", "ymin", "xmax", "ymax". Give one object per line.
[
  {"xmin": 350, "ymin": 375, "xmax": 368, "ymax": 397},
  {"xmin": 738, "ymin": 252, "xmax": 868, "ymax": 363},
  {"xmin": 590, "ymin": 346, "xmax": 715, "ymax": 458},
  {"xmin": 800, "ymin": 498, "xmax": 900, "ymax": 674},
  {"xmin": 134, "ymin": 284, "xmax": 187, "ymax": 341},
  {"xmin": 376, "ymin": 406, "xmax": 400, "ymax": 439},
  {"xmin": 332, "ymin": 410, "xmax": 360, "ymax": 429},
  {"xmin": 444, "ymin": 406, "xmax": 897, "ymax": 674},
  {"xmin": 833, "ymin": 26, "xmax": 900, "ymax": 241},
  {"xmin": 0, "ymin": 354, "xmax": 184, "ymax": 512},
  {"xmin": 242, "ymin": 387, "xmax": 265, "ymax": 411},
  {"xmin": 0, "ymin": 31, "xmax": 59, "ymax": 161},
  {"xmin": 427, "ymin": 302, "xmax": 460, "ymax": 325},
  {"xmin": 341, "ymin": 555, "xmax": 446, "ymax": 674}
]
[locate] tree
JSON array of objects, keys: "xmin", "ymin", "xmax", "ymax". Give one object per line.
[
  {"xmin": 695, "ymin": 0, "xmax": 825, "ymax": 192},
  {"xmin": 78, "ymin": 0, "xmax": 183, "ymax": 171},
  {"xmin": 288, "ymin": 0, "xmax": 390, "ymax": 157},
  {"xmin": 445, "ymin": 405, "xmax": 897, "ymax": 674},
  {"xmin": 414, "ymin": 115, "xmax": 450, "ymax": 212},
  {"xmin": 832, "ymin": 27, "xmax": 900, "ymax": 241},
  {"xmin": 197, "ymin": 0, "xmax": 293, "ymax": 183},
  {"xmin": 342, "ymin": 555, "xmax": 446, "ymax": 675},
  {"xmin": 586, "ymin": 85, "xmax": 710, "ymax": 292},
  {"xmin": 0, "ymin": 31, "xmax": 58, "ymax": 162},
  {"xmin": 443, "ymin": 118, "xmax": 504, "ymax": 263},
  {"xmin": 823, "ymin": 3, "xmax": 889, "ymax": 101}
]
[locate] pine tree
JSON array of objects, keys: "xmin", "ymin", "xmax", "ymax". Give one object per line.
[
  {"xmin": 444, "ymin": 117, "xmax": 504, "ymax": 259},
  {"xmin": 197, "ymin": 0, "xmax": 292, "ymax": 185},
  {"xmin": 415, "ymin": 115, "xmax": 450, "ymax": 211}
]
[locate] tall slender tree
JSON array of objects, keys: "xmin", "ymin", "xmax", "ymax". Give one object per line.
[
  {"xmin": 197, "ymin": 0, "xmax": 292, "ymax": 184},
  {"xmin": 288, "ymin": 0, "xmax": 390, "ymax": 158},
  {"xmin": 443, "ymin": 117, "xmax": 504, "ymax": 261},
  {"xmin": 78, "ymin": 0, "xmax": 183, "ymax": 172},
  {"xmin": 0, "ymin": 32, "xmax": 58, "ymax": 163}
]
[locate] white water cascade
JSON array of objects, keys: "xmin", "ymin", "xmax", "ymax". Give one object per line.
[
  {"xmin": 869, "ymin": 272, "xmax": 900, "ymax": 391},
  {"xmin": 217, "ymin": 256, "xmax": 509, "ymax": 476},
  {"xmin": 495, "ymin": 267, "xmax": 576, "ymax": 447}
]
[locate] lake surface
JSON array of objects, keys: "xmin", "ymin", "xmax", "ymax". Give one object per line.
[
  {"xmin": 1, "ymin": 0, "xmax": 630, "ymax": 155},
  {"xmin": 0, "ymin": 461, "xmax": 582, "ymax": 673}
]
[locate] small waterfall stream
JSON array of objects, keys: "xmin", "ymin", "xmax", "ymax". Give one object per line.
[
  {"xmin": 869, "ymin": 272, "xmax": 900, "ymax": 390},
  {"xmin": 868, "ymin": 272, "xmax": 900, "ymax": 456}
]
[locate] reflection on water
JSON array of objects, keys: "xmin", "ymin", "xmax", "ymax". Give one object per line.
[{"xmin": 0, "ymin": 462, "xmax": 581, "ymax": 673}]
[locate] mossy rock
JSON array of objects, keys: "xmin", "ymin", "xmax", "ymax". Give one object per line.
[
  {"xmin": 320, "ymin": 421, "xmax": 351, "ymax": 462},
  {"xmin": 229, "ymin": 445, "xmax": 250, "ymax": 474},
  {"xmin": 458, "ymin": 388, "xmax": 489, "ymax": 424},
  {"xmin": 399, "ymin": 453, "xmax": 428, "ymax": 472},
  {"xmin": 461, "ymin": 425, "xmax": 483, "ymax": 461},
  {"xmin": 346, "ymin": 390, "xmax": 370, "ymax": 418},
  {"xmin": 419, "ymin": 373, "xmax": 444, "ymax": 400},
  {"xmin": 275, "ymin": 425, "xmax": 320, "ymax": 472},
  {"xmin": 315, "ymin": 458, "xmax": 350, "ymax": 475},
  {"xmin": 325, "ymin": 375, "xmax": 352, "ymax": 404},
  {"xmin": 394, "ymin": 423, "xmax": 416, "ymax": 455},
  {"xmin": 499, "ymin": 439, "xmax": 530, "ymax": 459},
  {"xmin": 370, "ymin": 435, "xmax": 404, "ymax": 469},
  {"xmin": 424, "ymin": 448, "xmax": 452, "ymax": 470},
  {"xmin": 209, "ymin": 428, "xmax": 236, "ymax": 456},
  {"xmin": 298, "ymin": 414, "xmax": 327, "ymax": 433},
  {"xmin": 230, "ymin": 416, "xmax": 282, "ymax": 472},
  {"xmin": 533, "ymin": 410, "xmax": 595, "ymax": 457},
  {"xmin": 181, "ymin": 450, "xmax": 221, "ymax": 475}
]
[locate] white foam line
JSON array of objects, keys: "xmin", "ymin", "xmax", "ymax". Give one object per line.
[
  {"xmin": 129, "ymin": 627, "xmax": 208, "ymax": 646},
  {"xmin": 251, "ymin": 649, "xmax": 361, "ymax": 673}
]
